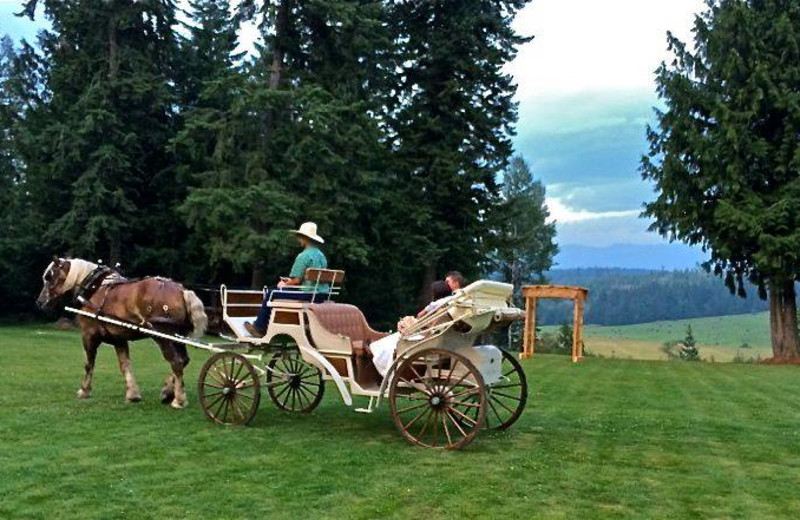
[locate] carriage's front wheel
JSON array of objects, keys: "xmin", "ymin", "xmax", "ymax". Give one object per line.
[
  {"xmin": 266, "ymin": 352, "xmax": 325, "ymax": 413},
  {"xmin": 198, "ymin": 352, "xmax": 261, "ymax": 425},
  {"xmin": 389, "ymin": 348, "xmax": 486, "ymax": 450}
]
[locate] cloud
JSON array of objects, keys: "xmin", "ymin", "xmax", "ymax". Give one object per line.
[
  {"xmin": 509, "ymin": 0, "xmax": 705, "ymax": 100},
  {"xmin": 546, "ymin": 196, "xmax": 638, "ymax": 224}
]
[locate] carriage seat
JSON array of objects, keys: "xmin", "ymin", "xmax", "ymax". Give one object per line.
[{"xmin": 306, "ymin": 303, "xmax": 389, "ymax": 355}]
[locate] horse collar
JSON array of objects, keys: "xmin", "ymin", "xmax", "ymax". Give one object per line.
[{"xmin": 75, "ymin": 266, "xmax": 113, "ymax": 305}]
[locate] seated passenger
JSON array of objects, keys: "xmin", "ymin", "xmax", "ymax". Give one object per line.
[
  {"xmin": 244, "ymin": 222, "xmax": 329, "ymax": 337},
  {"xmin": 371, "ymin": 280, "xmax": 461, "ymax": 377}
]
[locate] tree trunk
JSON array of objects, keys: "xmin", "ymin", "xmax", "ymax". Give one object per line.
[
  {"xmin": 768, "ymin": 279, "xmax": 800, "ymax": 360},
  {"xmin": 251, "ymin": 265, "xmax": 266, "ymax": 289}
]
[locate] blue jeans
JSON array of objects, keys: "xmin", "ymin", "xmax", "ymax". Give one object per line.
[{"xmin": 252, "ymin": 288, "xmax": 329, "ymax": 330}]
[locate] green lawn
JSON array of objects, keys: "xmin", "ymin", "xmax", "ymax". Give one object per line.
[{"xmin": 2, "ymin": 324, "xmax": 800, "ymax": 519}]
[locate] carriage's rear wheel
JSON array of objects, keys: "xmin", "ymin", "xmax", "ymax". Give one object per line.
[
  {"xmin": 389, "ymin": 348, "xmax": 486, "ymax": 450},
  {"xmin": 266, "ymin": 352, "xmax": 325, "ymax": 413},
  {"xmin": 483, "ymin": 348, "xmax": 528, "ymax": 430},
  {"xmin": 198, "ymin": 352, "xmax": 261, "ymax": 425}
]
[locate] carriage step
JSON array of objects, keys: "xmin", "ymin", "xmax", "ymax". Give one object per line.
[{"xmin": 354, "ymin": 396, "xmax": 376, "ymax": 413}]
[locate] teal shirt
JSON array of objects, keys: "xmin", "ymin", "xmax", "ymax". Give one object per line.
[{"xmin": 289, "ymin": 246, "xmax": 329, "ymax": 291}]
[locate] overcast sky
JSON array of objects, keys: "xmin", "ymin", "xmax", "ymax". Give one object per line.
[
  {"xmin": 509, "ymin": 0, "xmax": 706, "ymax": 247},
  {"xmin": 1, "ymin": 0, "xmax": 708, "ymax": 252}
]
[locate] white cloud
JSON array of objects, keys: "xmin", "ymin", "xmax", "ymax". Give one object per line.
[
  {"xmin": 509, "ymin": 0, "xmax": 705, "ymax": 100},
  {"xmin": 546, "ymin": 196, "xmax": 638, "ymax": 224}
]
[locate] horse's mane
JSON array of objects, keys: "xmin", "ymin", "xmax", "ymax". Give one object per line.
[{"xmin": 62, "ymin": 258, "xmax": 99, "ymax": 292}]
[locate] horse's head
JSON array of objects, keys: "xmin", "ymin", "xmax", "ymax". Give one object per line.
[{"xmin": 37, "ymin": 257, "xmax": 83, "ymax": 310}]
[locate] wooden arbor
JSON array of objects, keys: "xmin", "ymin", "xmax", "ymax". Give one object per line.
[{"xmin": 521, "ymin": 285, "xmax": 589, "ymax": 362}]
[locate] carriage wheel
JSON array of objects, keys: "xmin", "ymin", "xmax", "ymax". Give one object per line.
[
  {"xmin": 198, "ymin": 352, "xmax": 261, "ymax": 425},
  {"xmin": 389, "ymin": 348, "xmax": 486, "ymax": 450},
  {"xmin": 266, "ymin": 352, "xmax": 325, "ymax": 413},
  {"xmin": 461, "ymin": 348, "xmax": 528, "ymax": 430}
]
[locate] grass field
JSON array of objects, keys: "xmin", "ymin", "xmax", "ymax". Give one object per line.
[
  {"xmin": 543, "ymin": 312, "xmax": 773, "ymax": 361},
  {"xmin": 2, "ymin": 324, "xmax": 800, "ymax": 518}
]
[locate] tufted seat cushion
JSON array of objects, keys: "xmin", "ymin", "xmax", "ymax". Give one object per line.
[{"xmin": 306, "ymin": 303, "xmax": 389, "ymax": 353}]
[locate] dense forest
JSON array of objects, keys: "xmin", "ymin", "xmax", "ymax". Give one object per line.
[
  {"xmin": 0, "ymin": 0, "xmax": 557, "ymax": 327},
  {"xmin": 537, "ymin": 268, "xmax": 771, "ymax": 326}
]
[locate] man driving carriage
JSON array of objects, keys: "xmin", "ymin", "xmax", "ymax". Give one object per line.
[{"xmin": 244, "ymin": 222, "xmax": 328, "ymax": 337}]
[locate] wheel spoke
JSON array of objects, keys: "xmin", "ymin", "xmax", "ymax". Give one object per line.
[
  {"xmin": 450, "ymin": 386, "xmax": 481, "ymax": 400},
  {"xmin": 446, "ymin": 410, "xmax": 468, "ymax": 438},
  {"xmin": 218, "ymin": 396, "xmax": 231, "ymax": 423},
  {"xmin": 396, "ymin": 401, "xmax": 430, "ymax": 415},
  {"xmin": 403, "ymin": 405, "xmax": 431, "ymax": 430},
  {"xmin": 491, "ymin": 390, "xmax": 522, "ymax": 401},
  {"xmin": 490, "ymin": 382, "xmax": 522, "ymax": 390},
  {"xmin": 205, "ymin": 393, "xmax": 226, "ymax": 414},
  {"xmin": 449, "ymin": 405, "xmax": 479, "ymax": 426},
  {"xmin": 431, "ymin": 410, "xmax": 439, "ymax": 447},
  {"xmin": 441, "ymin": 412, "xmax": 453, "ymax": 446},
  {"xmin": 491, "ymin": 394, "xmax": 518, "ymax": 414}
]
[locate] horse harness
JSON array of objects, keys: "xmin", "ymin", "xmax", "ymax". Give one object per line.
[{"xmin": 74, "ymin": 266, "xmax": 126, "ymax": 312}]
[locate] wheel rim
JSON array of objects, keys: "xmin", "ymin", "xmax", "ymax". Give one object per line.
[
  {"xmin": 198, "ymin": 352, "xmax": 261, "ymax": 425},
  {"xmin": 389, "ymin": 348, "xmax": 486, "ymax": 449},
  {"xmin": 266, "ymin": 353, "xmax": 325, "ymax": 413}
]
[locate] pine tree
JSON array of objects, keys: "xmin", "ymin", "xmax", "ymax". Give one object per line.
[
  {"xmin": 492, "ymin": 156, "xmax": 558, "ymax": 296},
  {"xmin": 390, "ymin": 0, "xmax": 532, "ymax": 304},
  {"xmin": 642, "ymin": 0, "xmax": 800, "ymax": 360},
  {"xmin": 679, "ymin": 325, "xmax": 701, "ymax": 361},
  {"xmin": 18, "ymin": 0, "xmax": 182, "ymax": 274},
  {"xmin": 490, "ymin": 155, "xmax": 558, "ymax": 348}
]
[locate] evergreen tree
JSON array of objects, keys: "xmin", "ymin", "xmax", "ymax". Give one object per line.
[
  {"xmin": 491, "ymin": 156, "xmax": 558, "ymax": 297},
  {"xmin": 18, "ymin": 0, "xmax": 182, "ymax": 274},
  {"xmin": 390, "ymin": 0, "xmax": 531, "ymax": 304},
  {"xmin": 642, "ymin": 0, "xmax": 800, "ymax": 359},
  {"xmin": 0, "ymin": 35, "xmax": 51, "ymax": 314},
  {"xmin": 489, "ymin": 155, "xmax": 558, "ymax": 348},
  {"xmin": 679, "ymin": 325, "xmax": 701, "ymax": 361}
]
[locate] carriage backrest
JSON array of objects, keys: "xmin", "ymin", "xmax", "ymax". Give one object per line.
[
  {"xmin": 454, "ymin": 280, "xmax": 513, "ymax": 309},
  {"xmin": 303, "ymin": 268, "xmax": 345, "ymax": 300},
  {"xmin": 306, "ymin": 303, "xmax": 388, "ymax": 351},
  {"xmin": 220, "ymin": 285, "xmax": 264, "ymax": 338}
]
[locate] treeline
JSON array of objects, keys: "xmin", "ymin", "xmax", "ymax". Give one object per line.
[
  {"xmin": 537, "ymin": 268, "xmax": 770, "ymax": 326},
  {"xmin": 0, "ymin": 0, "xmax": 555, "ymax": 327}
]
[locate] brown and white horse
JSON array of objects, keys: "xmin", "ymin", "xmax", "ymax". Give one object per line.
[{"xmin": 37, "ymin": 257, "xmax": 207, "ymax": 408}]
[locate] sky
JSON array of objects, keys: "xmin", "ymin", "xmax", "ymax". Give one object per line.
[
  {"xmin": 507, "ymin": 0, "xmax": 707, "ymax": 249},
  {"xmin": 0, "ymin": 0, "xmax": 710, "ymax": 266}
]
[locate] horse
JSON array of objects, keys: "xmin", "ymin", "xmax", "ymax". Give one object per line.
[{"xmin": 36, "ymin": 257, "xmax": 208, "ymax": 409}]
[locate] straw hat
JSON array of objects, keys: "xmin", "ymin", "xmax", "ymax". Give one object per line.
[{"xmin": 292, "ymin": 222, "xmax": 325, "ymax": 244}]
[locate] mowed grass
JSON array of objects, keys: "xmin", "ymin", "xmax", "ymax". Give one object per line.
[
  {"xmin": 543, "ymin": 312, "xmax": 773, "ymax": 361},
  {"xmin": 2, "ymin": 324, "xmax": 800, "ymax": 519}
]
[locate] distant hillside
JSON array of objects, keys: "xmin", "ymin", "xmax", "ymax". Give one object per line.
[
  {"xmin": 555, "ymin": 244, "xmax": 707, "ymax": 270},
  {"xmin": 536, "ymin": 268, "xmax": 769, "ymax": 326}
]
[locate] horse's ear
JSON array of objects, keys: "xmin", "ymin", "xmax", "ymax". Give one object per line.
[{"xmin": 52, "ymin": 255, "xmax": 60, "ymax": 263}]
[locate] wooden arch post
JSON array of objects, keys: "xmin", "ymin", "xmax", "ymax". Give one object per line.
[{"xmin": 521, "ymin": 285, "xmax": 589, "ymax": 362}]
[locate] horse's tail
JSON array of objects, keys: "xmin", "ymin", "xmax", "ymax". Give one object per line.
[{"xmin": 182, "ymin": 290, "xmax": 208, "ymax": 339}]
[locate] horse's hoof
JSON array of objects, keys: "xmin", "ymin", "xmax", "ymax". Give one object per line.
[
  {"xmin": 76, "ymin": 389, "xmax": 91, "ymax": 399},
  {"xmin": 126, "ymin": 394, "xmax": 142, "ymax": 403},
  {"xmin": 160, "ymin": 389, "xmax": 175, "ymax": 404},
  {"xmin": 170, "ymin": 399, "xmax": 187, "ymax": 410}
]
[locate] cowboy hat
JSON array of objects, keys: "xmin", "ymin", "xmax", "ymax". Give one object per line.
[{"xmin": 292, "ymin": 222, "xmax": 325, "ymax": 244}]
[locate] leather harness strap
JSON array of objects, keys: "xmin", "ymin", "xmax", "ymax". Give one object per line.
[{"xmin": 74, "ymin": 266, "xmax": 113, "ymax": 309}]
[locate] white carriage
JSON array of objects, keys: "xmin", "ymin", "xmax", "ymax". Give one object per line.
[{"xmin": 198, "ymin": 269, "xmax": 528, "ymax": 449}]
